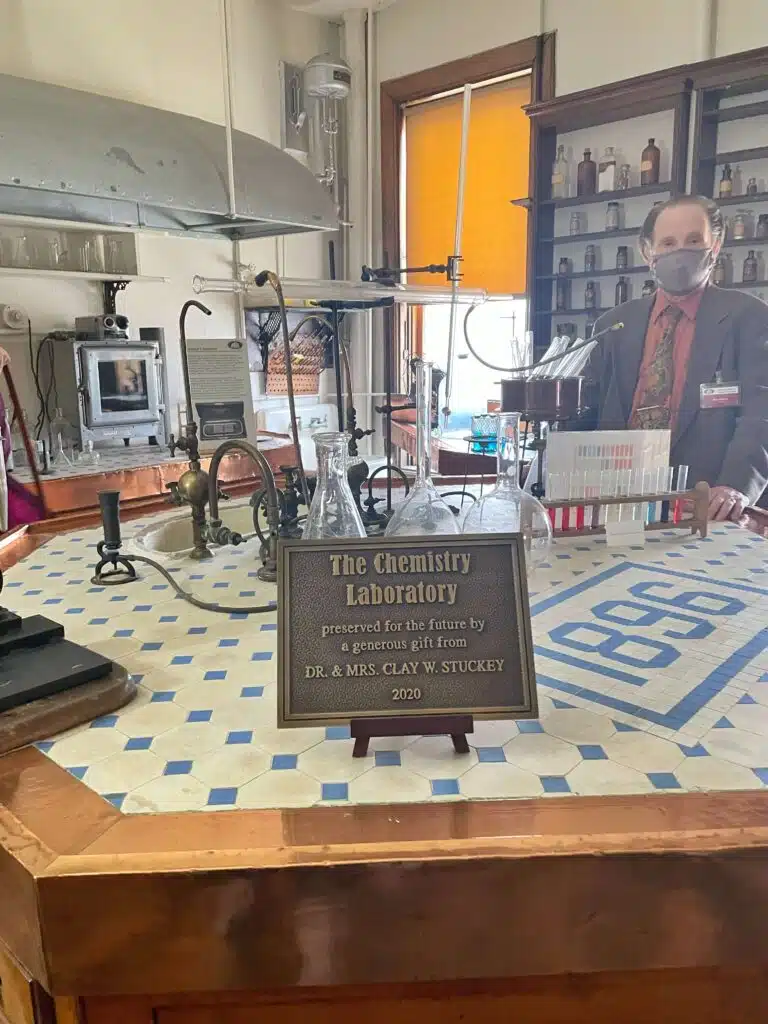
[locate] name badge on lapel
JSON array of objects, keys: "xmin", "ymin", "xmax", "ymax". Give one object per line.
[{"xmin": 700, "ymin": 379, "xmax": 741, "ymax": 410}]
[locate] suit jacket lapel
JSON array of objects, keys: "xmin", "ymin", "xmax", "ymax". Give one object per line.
[
  {"xmin": 673, "ymin": 286, "xmax": 731, "ymax": 445},
  {"xmin": 616, "ymin": 296, "xmax": 654, "ymax": 424}
]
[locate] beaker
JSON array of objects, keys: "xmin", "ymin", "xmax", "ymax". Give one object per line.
[
  {"xmin": 462, "ymin": 412, "xmax": 552, "ymax": 572},
  {"xmin": 303, "ymin": 431, "xmax": 366, "ymax": 539},
  {"xmin": 385, "ymin": 360, "xmax": 460, "ymax": 537}
]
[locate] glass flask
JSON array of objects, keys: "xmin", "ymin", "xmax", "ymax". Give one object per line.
[
  {"xmin": 385, "ymin": 360, "xmax": 460, "ymax": 538},
  {"xmin": 462, "ymin": 412, "xmax": 553, "ymax": 573},
  {"xmin": 303, "ymin": 431, "xmax": 366, "ymax": 539}
]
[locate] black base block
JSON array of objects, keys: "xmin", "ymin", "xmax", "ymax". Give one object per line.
[
  {"xmin": 0, "ymin": 638, "xmax": 113, "ymax": 713},
  {"xmin": 0, "ymin": 615, "xmax": 64, "ymax": 657}
]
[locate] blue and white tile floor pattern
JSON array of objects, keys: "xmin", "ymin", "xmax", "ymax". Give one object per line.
[{"xmin": 4, "ymin": 510, "xmax": 767, "ymax": 813}]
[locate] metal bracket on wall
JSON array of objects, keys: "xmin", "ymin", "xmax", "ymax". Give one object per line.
[
  {"xmin": 279, "ymin": 61, "xmax": 310, "ymax": 157},
  {"xmin": 102, "ymin": 280, "xmax": 129, "ymax": 315}
]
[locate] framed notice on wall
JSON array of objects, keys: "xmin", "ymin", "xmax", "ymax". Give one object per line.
[
  {"xmin": 184, "ymin": 337, "xmax": 257, "ymax": 453},
  {"xmin": 277, "ymin": 535, "xmax": 537, "ymax": 727}
]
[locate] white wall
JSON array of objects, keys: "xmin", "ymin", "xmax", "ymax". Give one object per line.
[
  {"xmin": 0, "ymin": 0, "xmax": 337, "ymax": 423},
  {"xmin": 377, "ymin": 0, "xmax": 768, "ymax": 96}
]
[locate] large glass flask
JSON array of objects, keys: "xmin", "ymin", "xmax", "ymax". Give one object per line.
[
  {"xmin": 462, "ymin": 413, "xmax": 552, "ymax": 572},
  {"xmin": 302, "ymin": 431, "xmax": 366, "ymax": 539},
  {"xmin": 385, "ymin": 360, "xmax": 460, "ymax": 538}
]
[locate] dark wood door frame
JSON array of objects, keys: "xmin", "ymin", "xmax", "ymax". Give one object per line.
[{"xmin": 380, "ymin": 34, "xmax": 556, "ymax": 278}]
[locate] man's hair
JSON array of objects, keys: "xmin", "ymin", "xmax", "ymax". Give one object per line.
[{"xmin": 639, "ymin": 194, "xmax": 725, "ymax": 249}]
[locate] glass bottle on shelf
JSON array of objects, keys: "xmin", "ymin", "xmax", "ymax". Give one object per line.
[
  {"xmin": 569, "ymin": 212, "xmax": 583, "ymax": 236},
  {"xmin": 640, "ymin": 138, "xmax": 661, "ymax": 185},
  {"xmin": 551, "ymin": 144, "xmax": 569, "ymax": 199},
  {"xmin": 617, "ymin": 164, "xmax": 631, "ymax": 190},
  {"xmin": 584, "ymin": 244, "xmax": 597, "ymax": 272},
  {"xmin": 584, "ymin": 280, "xmax": 597, "ymax": 310},
  {"xmin": 577, "ymin": 148, "xmax": 597, "ymax": 196},
  {"xmin": 615, "ymin": 276, "xmax": 628, "ymax": 305},
  {"xmin": 743, "ymin": 250, "xmax": 758, "ymax": 284},
  {"xmin": 733, "ymin": 211, "xmax": 748, "ymax": 240},
  {"xmin": 75, "ymin": 439, "xmax": 101, "ymax": 466},
  {"xmin": 616, "ymin": 245, "xmax": 628, "ymax": 270},
  {"xmin": 757, "ymin": 214, "xmax": 768, "ymax": 239},
  {"xmin": 642, "ymin": 279, "xmax": 656, "ymax": 297},
  {"xmin": 598, "ymin": 146, "xmax": 617, "ymax": 192},
  {"xmin": 385, "ymin": 360, "xmax": 460, "ymax": 538},
  {"xmin": 747, "ymin": 177, "xmax": 758, "ymax": 196},
  {"xmin": 303, "ymin": 431, "xmax": 366, "ymax": 539},
  {"xmin": 555, "ymin": 257, "xmax": 571, "ymax": 311},
  {"xmin": 712, "ymin": 256, "xmax": 727, "ymax": 286},
  {"xmin": 605, "ymin": 201, "xmax": 621, "ymax": 231},
  {"xmin": 719, "ymin": 163, "xmax": 733, "ymax": 198},
  {"xmin": 462, "ymin": 413, "xmax": 552, "ymax": 574}
]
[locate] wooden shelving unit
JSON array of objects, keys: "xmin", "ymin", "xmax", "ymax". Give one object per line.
[
  {"xmin": 523, "ymin": 70, "xmax": 692, "ymax": 352},
  {"xmin": 691, "ymin": 53, "xmax": 768, "ymax": 293}
]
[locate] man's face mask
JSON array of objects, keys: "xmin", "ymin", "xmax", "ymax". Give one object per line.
[{"xmin": 650, "ymin": 247, "xmax": 714, "ymax": 295}]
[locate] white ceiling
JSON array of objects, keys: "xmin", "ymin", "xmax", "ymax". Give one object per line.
[{"xmin": 285, "ymin": 0, "xmax": 397, "ymax": 15}]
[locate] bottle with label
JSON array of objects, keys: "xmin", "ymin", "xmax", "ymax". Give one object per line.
[
  {"xmin": 577, "ymin": 148, "xmax": 597, "ymax": 196},
  {"xmin": 747, "ymin": 177, "xmax": 758, "ymax": 196},
  {"xmin": 719, "ymin": 164, "xmax": 733, "ymax": 198},
  {"xmin": 640, "ymin": 138, "xmax": 661, "ymax": 185},
  {"xmin": 616, "ymin": 245, "xmax": 629, "ymax": 270},
  {"xmin": 598, "ymin": 146, "xmax": 617, "ymax": 192},
  {"xmin": 615, "ymin": 276, "xmax": 628, "ymax": 305},
  {"xmin": 743, "ymin": 250, "xmax": 758, "ymax": 284},
  {"xmin": 555, "ymin": 257, "xmax": 571, "ymax": 310},
  {"xmin": 584, "ymin": 244, "xmax": 596, "ymax": 273},
  {"xmin": 551, "ymin": 144, "xmax": 569, "ymax": 199},
  {"xmin": 733, "ymin": 211, "xmax": 747, "ymax": 240},
  {"xmin": 642, "ymin": 279, "xmax": 656, "ymax": 297},
  {"xmin": 605, "ymin": 201, "xmax": 621, "ymax": 232},
  {"xmin": 584, "ymin": 280, "xmax": 597, "ymax": 310},
  {"xmin": 713, "ymin": 255, "xmax": 727, "ymax": 286},
  {"xmin": 617, "ymin": 164, "xmax": 631, "ymax": 190}
]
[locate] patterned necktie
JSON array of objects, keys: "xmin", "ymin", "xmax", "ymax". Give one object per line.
[{"xmin": 630, "ymin": 306, "xmax": 684, "ymax": 430}]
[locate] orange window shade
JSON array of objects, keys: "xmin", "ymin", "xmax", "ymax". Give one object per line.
[{"xmin": 403, "ymin": 75, "xmax": 531, "ymax": 295}]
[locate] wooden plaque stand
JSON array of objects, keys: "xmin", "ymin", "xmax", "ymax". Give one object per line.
[{"xmin": 350, "ymin": 714, "xmax": 474, "ymax": 758}]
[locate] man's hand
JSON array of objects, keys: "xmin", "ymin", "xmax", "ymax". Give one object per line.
[
  {"xmin": 708, "ymin": 485, "xmax": 749, "ymax": 524},
  {"xmin": 0, "ymin": 347, "xmax": 9, "ymax": 372}
]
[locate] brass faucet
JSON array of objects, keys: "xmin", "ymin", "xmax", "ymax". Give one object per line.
[
  {"xmin": 207, "ymin": 440, "xmax": 280, "ymax": 582},
  {"xmin": 168, "ymin": 299, "xmax": 213, "ymax": 561}
]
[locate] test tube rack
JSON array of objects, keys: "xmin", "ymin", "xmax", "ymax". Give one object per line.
[{"xmin": 543, "ymin": 480, "xmax": 710, "ymax": 539}]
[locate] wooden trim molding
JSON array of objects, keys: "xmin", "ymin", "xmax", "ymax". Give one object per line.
[
  {"xmin": 2, "ymin": 744, "xmax": 768, "ymax": 997},
  {"xmin": 380, "ymin": 35, "xmax": 555, "ymax": 313}
]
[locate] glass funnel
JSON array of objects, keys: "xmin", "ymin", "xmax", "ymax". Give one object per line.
[
  {"xmin": 462, "ymin": 412, "xmax": 552, "ymax": 572},
  {"xmin": 303, "ymin": 431, "xmax": 366, "ymax": 540},
  {"xmin": 385, "ymin": 360, "xmax": 460, "ymax": 538}
]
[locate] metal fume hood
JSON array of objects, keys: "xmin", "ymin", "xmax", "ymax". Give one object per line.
[{"xmin": 0, "ymin": 73, "xmax": 339, "ymax": 239}]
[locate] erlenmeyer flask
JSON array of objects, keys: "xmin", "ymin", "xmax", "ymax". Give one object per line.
[
  {"xmin": 303, "ymin": 431, "xmax": 366, "ymax": 539},
  {"xmin": 462, "ymin": 412, "xmax": 552, "ymax": 572},
  {"xmin": 385, "ymin": 360, "xmax": 460, "ymax": 537}
]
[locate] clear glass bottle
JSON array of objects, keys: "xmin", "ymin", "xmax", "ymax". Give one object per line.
[
  {"xmin": 551, "ymin": 144, "xmax": 569, "ymax": 199},
  {"xmin": 584, "ymin": 280, "xmax": 597, "ymax": 310},
  {"xmin": 50, "ymin": 407, "xmax": 75, "ymax": 466},
  {"xmin": 616, "ymin": 245, "xmax": 628, "ymax": 270},
  {"xmin": 617, "ymin": 163, "xmax": 631, "ymax": 190},
  {"xmin": 712, "ymin": 256, "xmax": 727, "ymax": 286},
  {"xmin": 757, "ymin": 214, "xmax": 768, "ymax": 239},
  {"xmin": 584, "ymin": 244, "xmax": 597, "ymax": 273},
  {"xmin": 615, "ymin": 276, "xmax": 628, "ymax": 305},
  {"xmin": 462, "ymin": 413, "xmax": 552, "ymax": 573},
  {"xmin": 747, "ymin": 177, "xmax": 758, "ymax": 196},
  {"xmin": 303, "ymin": 431, "xmax": 366, "ymax": 539},
  {"xmin": 598, "ymin": 146, "xmax": 617, "ymax": 192},
  {"xmin": 733, "ymin": 211, "xmax": 747, "ymax": 240},
  {"xmin": 75, "ymin": 438, "xmax": 101, "ymax": 466},
  {"xmin": 605, "ymin": 201, "xmax": 621, "ymax": 231},
  {"xmin": 385, "ymin": 360, "xmax": 460, "ymax": 538},
  {"xmin": 569, "ymin": 212, "xmax": 583, "ymax": 236}
]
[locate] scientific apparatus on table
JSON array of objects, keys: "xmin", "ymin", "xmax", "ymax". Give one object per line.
[
  {"xmin": 462, "ymin": 412, "xmax": 552, "ymax": 573},
  {"xmin": 302, "ymin": 431, "xmax": 366, "ymax": 540}
]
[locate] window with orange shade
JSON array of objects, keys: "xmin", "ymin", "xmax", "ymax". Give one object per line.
[{"xmin": 402, "ymin": 74, "xmax": 531, "ymax": 295}]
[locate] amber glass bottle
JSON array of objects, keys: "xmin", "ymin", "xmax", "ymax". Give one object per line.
[
  {"xmin": 640, "ymin": 138, "xmax": 660, "ymax": 185},
  {"xmin": 577, "ymin": 148, "xmax": 597, "ymax": 196}
]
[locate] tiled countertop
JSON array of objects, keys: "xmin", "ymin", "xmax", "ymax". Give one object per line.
[{"xmin": 3, "ymin": 513, "xmax": 767, "ymax": 813}]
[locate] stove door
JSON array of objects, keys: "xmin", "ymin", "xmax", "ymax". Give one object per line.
[{"xmin": 81, "ymin": 345, "xmax": 161, "ymax": 427}]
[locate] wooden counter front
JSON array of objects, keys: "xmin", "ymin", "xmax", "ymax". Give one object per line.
[{"xmin": 2, "ymin": 741, "xmax": 768, "ymax": 1022}]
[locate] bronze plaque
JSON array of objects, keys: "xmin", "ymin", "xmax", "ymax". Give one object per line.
[{"xmin": 278, "ymin": 534, "xmax": 537, "ymax": 727}]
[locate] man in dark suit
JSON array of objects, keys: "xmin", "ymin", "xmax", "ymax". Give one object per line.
[{"xmin": 583, "ymin": 194, "xmax": 768, "ymax": 523}]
